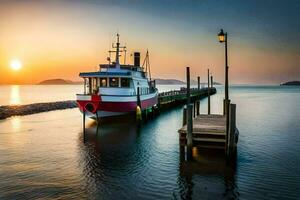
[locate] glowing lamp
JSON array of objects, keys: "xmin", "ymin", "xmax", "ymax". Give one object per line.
[{"xmin": 218, "ymin": 29, "xmax": 225, "ymax": 43}]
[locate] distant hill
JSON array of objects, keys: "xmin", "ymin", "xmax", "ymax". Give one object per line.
[
  {"xmin": 39, "ymin": 79, "xmax": 77, "ymax": 85},
  {"xmin": 155, "ymin": 78, "xmax": 221, "ymax": 85},
  {"xmin": 190, "ymin": 79, "xmax": 222, "ymax": 85},
  {"xmin": 155, "ymin": 79, "xmax": 185, "ymax": 85},
  {"xmin": 280, "ymin": 81, "xmax": 300, "ymax": 86}
]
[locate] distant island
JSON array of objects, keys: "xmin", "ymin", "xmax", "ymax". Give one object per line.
[
  {"xmin": 155, "ymin": 78, "xmax": 222, "ymax": 85},
  {"xmin": 38, "ymin": 79, "xmax": 81, "ymax": 85},
  {"xmin": 155, "ymin": 79, "xmax": 185, "ymax": 85},
  {"xmin": 280, "ymin": 81, "xmax": 300, "ymax": 86}
]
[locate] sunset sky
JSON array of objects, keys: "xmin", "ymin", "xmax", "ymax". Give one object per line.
[{"xmin": 0, "ymin": 0, "xmax": 299, "ymax": 84}]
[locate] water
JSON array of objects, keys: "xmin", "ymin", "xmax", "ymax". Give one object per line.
[
  {"xmin": 0, "ymin": 85, "xmax": 82, "ymax": 105},
  {"xmin": 0, "ymin": 85, "xmax": 299, "ymax": 199}
]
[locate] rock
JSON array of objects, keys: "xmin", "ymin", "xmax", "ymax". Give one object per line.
[{"xmin": 0, "ymin": 101, "xmax": 77, "ymax": 120}]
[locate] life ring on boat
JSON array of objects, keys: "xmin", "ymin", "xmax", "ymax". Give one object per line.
[{"xmin": 85, "ymin": 103, "xmax": 96, "ymax": 113}]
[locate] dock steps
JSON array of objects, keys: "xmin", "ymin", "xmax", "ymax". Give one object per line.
[{"xmin": 178, "ymin": 114, "xmax": 227, "ymax": 149}]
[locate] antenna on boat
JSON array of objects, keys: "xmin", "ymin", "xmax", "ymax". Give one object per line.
[
  {"xmin": 108, "ymin": 44, "xmax": 112, "ymax": 65},
  {"xmin": 124, "ymin": 45, "xmax": 127, "ymax": 64},
  {"xmin": 147, "ymin": 50, "xmax": 152, "ymax": 81},
  {"xmin": 110, "ymin": 33, "xmax": 126, "ymax": 68}
]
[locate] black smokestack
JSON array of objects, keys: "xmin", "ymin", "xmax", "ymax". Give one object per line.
[{"xmin": 134, "ymin": 52, "xmax": 140, "ymax": 67}]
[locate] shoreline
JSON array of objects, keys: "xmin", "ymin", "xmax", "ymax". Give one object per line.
[{"xmin": 0, "ymin": 100, "xmax": 77, "ymax": 120}]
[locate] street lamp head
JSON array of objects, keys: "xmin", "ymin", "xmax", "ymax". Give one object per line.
[{"xmin": 218, "ymin": 29, "xmax": 225, "ymax": 43}]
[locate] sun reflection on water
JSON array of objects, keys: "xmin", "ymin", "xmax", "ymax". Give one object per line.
[
  {"xmin": 10, "ymin": 117, "xmax": 21, "ymax": 132},
  {"xmin": 10, "ymin": 85, "xmax": 21, "ymax": 105}
]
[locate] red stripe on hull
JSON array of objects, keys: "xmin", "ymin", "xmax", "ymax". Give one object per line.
[
  {"xmin": 77, "ymin": 94, "xmax": 101, "ymax": 113},
  {"xmin": 77, "ymin": 95, "xmax": 157, "ymax": 113},
  {"xmin": 99, "ymin": 96, "xmax": 157, "ymax": 112}
]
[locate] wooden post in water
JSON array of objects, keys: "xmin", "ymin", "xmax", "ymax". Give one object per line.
[
  {"xmin": 137, "ymin": 87, "xmax": 141, "ymax": 107},
  {"xmin": 207, "ymin": 69, "xmax": 211, "ymax": 115},
  {"xmin": 196, "ymin": 100, "xmax": 200, "ymax": 115},
  {"xmin": 181, "ymin": 105, "xmax": 187, "ymax": 161},
  {"xmin": 182, "ymin": 106, "xmax": 187, "ymax": 126},
  {"xmin": 225, "ymin": 99, "xmax": 231, "ymax": 155},
  {"xmin": 223, "ymin": 99, "xmax": 226, "ymax": 115},
  {"xmin": 186, "ymin": 67, "xmax": 193, "ymax": 161},
  {"xmin": 186, "ymin": 67, "xmax": 191, "ymax": 106},
  {"xmin": 83, "ymin": 111, "xmax": 86, "ymax": 141},
  {"xmin": 211, "ymin": 75, "xmax": 213, "ymax": 88},
  {"xmin": 136, "ymin": 87, "xmax": 142, "ymax": 121},
  {"xmin": 187, "ymin": 104, "xmax": 193, "ymax": 160},
  {"xmin": 197, "ymin": 76, "xmax": 200, "ymax": 90},
  {"xmin": 193, "ymin": 101, "xmax": 196, "ymax": 118},
  {"xmin": 228, "ymin": 103, "xmax": 236, "ymax": 157}
]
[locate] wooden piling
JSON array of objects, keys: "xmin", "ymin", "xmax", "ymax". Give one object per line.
[
  {"xmin": 136, "ymin": 87, "xmax": 142, "ymax": 121},
  {"xmin": 186, "ymin": 67, "xmax": 191, "ymax": 105},
  {"xmin": 211, "ymin": 75, "xmax": 213, "ymax": 88},
  {"xmin": 207, "ymin": 69, "xmax": 210, "ymax": 115},
  {"xmin": 137, "ymin": 87, "xmax": 141, "ymax": 108},
  {"xmin": 196, "ymin": 100, "xmax": 200, "ymax": 115},
  {"xmin": 180, "ymin": 105, "xmax": 186, "ymax": 161},
  {"xmin": 186, "ymin": 67, "xmax": 193, "ymax": 160},
  {"xmin": 197, "ymin": 76, "xmax": 200, "ymax": 90},
  {"xmin": 228, "ymin": 103, "xmax": 236, "ymax": 156},
  {"xmin": 193, "ymin": 101, "xmax": 196, "ymax": 118},
  {"xmin": 225, "ymin": 99, "xmax": 231, "ymax": 154},
  {"xmin": 223, "ymin": 99, "xmax": 226, "ymax": 115},
  {"xmin": 182, "ymin": 106, "xmax": 187, "ymax": 126},
  {"xmin": 223, "ymin": 98, "xmax": 230, "ymax": 116},
  {"xmin": 186, "ymin": 104, "xmax": 193, "ymax": 160}
]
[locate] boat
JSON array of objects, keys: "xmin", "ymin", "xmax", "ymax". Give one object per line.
[{"xmin": 76, "ymin": 34, "xmax": 158, "ymax": 120}]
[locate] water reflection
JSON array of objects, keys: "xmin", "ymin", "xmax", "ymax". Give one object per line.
[
  {"xmin": 10, "ymin": 85, "xmax": 21, "ymax": 105},
  {"xmin": 10, "ymin": 117, "xmax": 21, "ymax": 132},
  {"xmin": 177, "ymin": 149, "xmax": 238, "ymax": 199},
  {"xmin": 78, "ymin": 119, "xmax": 239, "ymax": 199},
  {"xmin": 79, "ymin": 120, "xmax": 143, "ymax": 199}
]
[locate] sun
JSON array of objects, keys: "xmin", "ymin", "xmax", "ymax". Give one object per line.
[{"xmin": 10, "ymin": 59, "xmax": 22, "ymax": 71}]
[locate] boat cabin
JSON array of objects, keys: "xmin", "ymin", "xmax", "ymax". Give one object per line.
[{"xmin": 78, "ymin": 34, "xmax": 155, "ymax": 96}]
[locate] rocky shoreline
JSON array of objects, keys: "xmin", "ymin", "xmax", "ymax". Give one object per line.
[{"xmin": 0, "ymin": 101, "xmax": 77, "ymax": 120}]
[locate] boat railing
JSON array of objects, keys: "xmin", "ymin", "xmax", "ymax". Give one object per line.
[{"xmin": 158, "ymin": 87, "xmax": 210, "ymax": 97}]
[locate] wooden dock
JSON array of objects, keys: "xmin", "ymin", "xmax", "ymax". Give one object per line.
[
  {"xmin": 158, "ymin": 87, "xmax": 216, "ymax": 110},
  {"xmin": 177, "ymin": 67, "xmax": 239, "ymax": 160},
  {"xmin": 178, "ymin": 104, "xmax": 239, "ymax": 159},
  {"xmin": 179, "ymin": 115, "xmax": 227, "ymax": 150}
]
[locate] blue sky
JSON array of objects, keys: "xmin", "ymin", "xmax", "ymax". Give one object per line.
[{"xmin": 1, "ymin": 0, "xmax": 299, "ymax": 84}]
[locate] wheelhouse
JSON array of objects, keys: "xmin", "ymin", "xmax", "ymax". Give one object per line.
[{"xmin": 80, "ymin": 74, "xmax": 134, "ymax": 95}]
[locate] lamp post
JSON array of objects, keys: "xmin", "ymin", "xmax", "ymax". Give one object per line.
[
  {"xmin": 218, "ymin": 29, "xmax": 231, "ymax": 154},
  {"xmin": 218, "ymin": 29, "xmax": 229, "ymax": 102}
]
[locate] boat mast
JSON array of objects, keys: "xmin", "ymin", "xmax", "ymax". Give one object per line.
[
  {"xmin": 115, "ymin": 33, "xmax": 120, "ymax": 66},
  {"xmin": 110, "ymin": 33, "xmax": 126, "ymax": 68},
  {"xmin": 142, "ymin": 50, "xmax": 152, "ymax": 81}
]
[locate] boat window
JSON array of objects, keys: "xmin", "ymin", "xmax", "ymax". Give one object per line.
[
  {"xmin": 100, "ymin": 78, "xmax": 107, "ymax": 87},
  {"xmin": 121, "ymin": 78, "xmax": 130, "ymax": 87},
  {"xmin": 92, "ymin": 78, "xmax": 98, "ymax": 94},
  {"xmin": 88, "ymin": 78, "xmax": 92, "ymax": 94},
  {"xmin": 109, "ymin": 77, "xmax": 119, "ymax": 87}
]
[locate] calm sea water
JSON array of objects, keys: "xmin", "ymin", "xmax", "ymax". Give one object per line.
[{"xmin": 0, "ymin": 85, "xmax": 299, "ymax": 199}]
